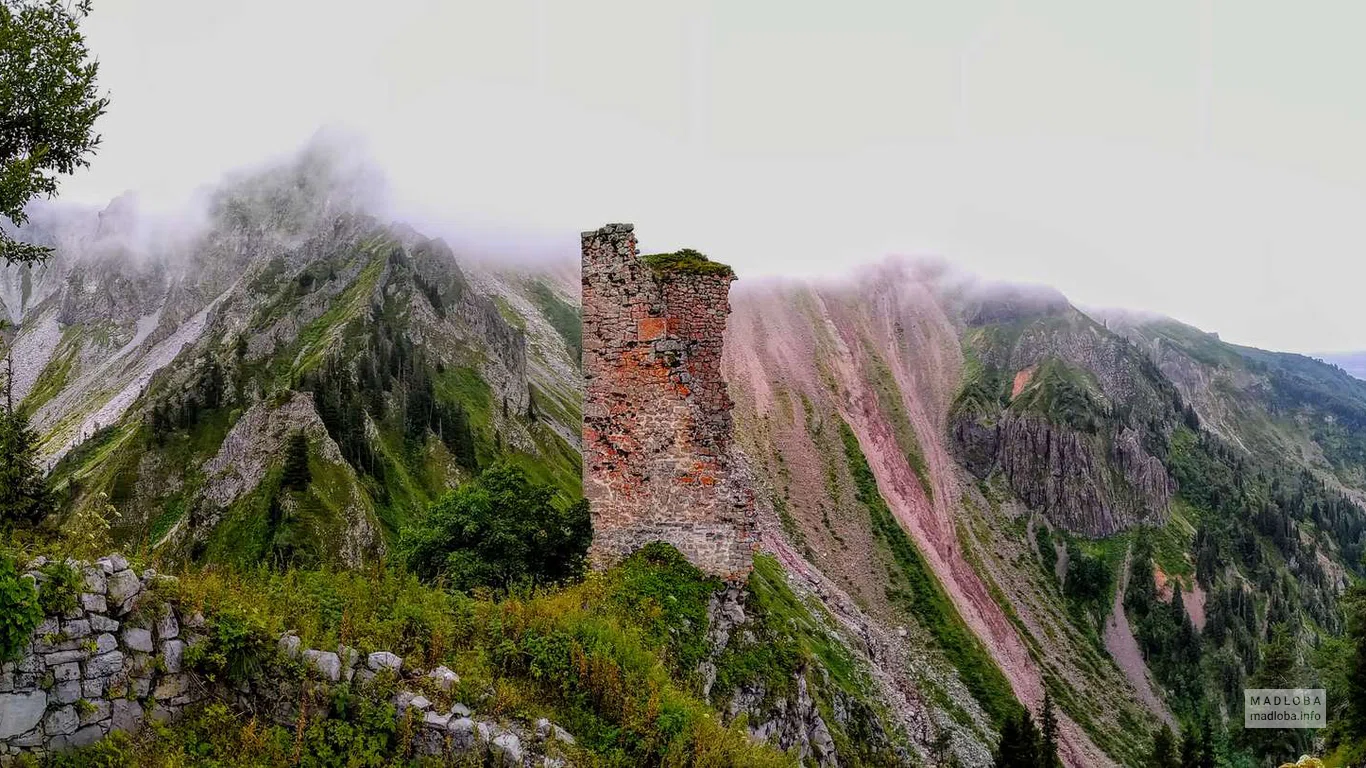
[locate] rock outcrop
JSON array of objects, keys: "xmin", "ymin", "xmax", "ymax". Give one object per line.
[{"xmin": 981, "ymin": 414, "xmax": 1172, "ymax": 536}]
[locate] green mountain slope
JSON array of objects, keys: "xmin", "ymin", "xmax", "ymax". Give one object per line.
[{"xmin": 1, "ymin": 143, "xmax": 583, "ymax": 569}]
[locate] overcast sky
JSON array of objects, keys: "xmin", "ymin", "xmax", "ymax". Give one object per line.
[{"xmin": 54, "ymin": 0, "xmax": 1366, "ymax": 353}]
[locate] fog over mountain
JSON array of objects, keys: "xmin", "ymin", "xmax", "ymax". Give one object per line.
[{"xmin": 41, "ymin": 0, "xmax": 1366, "ymax": 354}]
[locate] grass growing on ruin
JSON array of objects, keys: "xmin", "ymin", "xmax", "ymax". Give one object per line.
[
  {"xmin": 642, "ymin": 248, "xmax": 735, "ymax": 278},
  {"xmin": 837, "ymin": 419, "xmax": 1024, "ymax": 728}
]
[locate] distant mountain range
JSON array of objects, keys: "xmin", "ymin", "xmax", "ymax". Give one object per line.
[{"xmin": 1319, "ymin": 351, "xmax": 1366, "ymax": 381}]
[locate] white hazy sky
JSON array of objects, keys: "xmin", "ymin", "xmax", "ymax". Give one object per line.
[{"xmin": 53, "ymin": 0, "xmax": 1366, "ymax": 353}]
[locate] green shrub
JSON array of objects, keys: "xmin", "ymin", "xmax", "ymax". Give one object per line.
[
  {"xmin": 0, "ymin": 553, "xmax": 42, "ymax": 662},
  {"xmin": 399, "ymin": 462, "xmax": 591, "ymax": 592},
  {"xmin": 1063, "ymin": 541, "xmax": 1112, "ymax": 608},
  {"xmin": 602, "ymin": 542, "xmax": 719, "ymax": 678},
  {"xmin": 641, "ymin": 248, "xmax": 735, "ymax": 278},
  {"xmin": 1035, "ymin": 524, "xmax": 1058, "ymax": 579},
  {"xmin": 38, "ymin": 560, "xmax": 81, "ymax": 616},
  {"xmin": 185, "ymin": 605, "xmax": 274, "ymax": 683}
]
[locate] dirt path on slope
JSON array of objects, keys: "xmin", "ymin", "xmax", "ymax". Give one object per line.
[
  {"xmin": 808, "ymin": 291, "xmax": 1114, "ymax": 768},
  {"xmin": 1103, "ymin": 548, "xmax": 1175, "ymax": 727}
]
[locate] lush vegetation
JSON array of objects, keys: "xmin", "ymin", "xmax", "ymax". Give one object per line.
[
  {"xmin": 0, "ymin": 0, "xmax": 109, "ymax": 264},
  {"xmin": 1007, "ymin": 359, "xmax": 1109, "ymax": 435},
  {"xmin": 1124, "ymin": 419, "xmax": 1366, "ymax": 764},
  {"xmin": 0, "ymin": 365, "xmax": 53, "ymax": 527},
  {"xmin": 0, "ymin": 551, "xmax": 41, "ymax": 662},
  {"xmin": 38, "ymin": 541, "xmax": 795, "ymax": 768},
  {"xmin": 1123, "ymin": 535, "xmax": 1206, "ymax": 715},
  {"xmin": 398, "ymin": 462, "xmax": 591, "ymax": 591},
  {"xmin": 642, "ymin": 248, "xmax": 735, "ymax": 278}
]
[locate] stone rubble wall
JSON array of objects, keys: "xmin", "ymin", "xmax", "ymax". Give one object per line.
[
  {"xmin": 0, "ymin": 554, "xmax": 575, "ymax": 767},
  {"xmin": 581, "ymin": 223, "xmax": 757, "ymax": 579}
]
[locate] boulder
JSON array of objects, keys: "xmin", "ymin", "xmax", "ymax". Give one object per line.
[
  {"xmin": 53, "ymin": 680, "xmax": 82, "ymax": 705},
  {"xmin": 63, "ymin": 619, "xmax": 92, "ymax": 640},
  {"xmin": 302, "ymin": 650, "xmax": 341, "ymax": 682},
  {"xmin": 161, "ymin": 640, "xmax": 185, "ymax": 674},
  {"xmin": 278, "ymin": 634, "xmax": 301, "ymax": 659},
  {"xmin": 86, "ymin": 650, "xmax": 124, "ymax": 678},
  {"xmin": 82, "ymin": 566, "xmax": 107, "ymax": 595},
  {"xmin": 89, "ymin": 614, "xmax": 119, "ymax": 633},
  {"xmin": 447, "ymin": 716, "xmax": 476, "ymax": 750},
  {"xmin": 78, "ymin": 699, "xmax": 111, "ymax": 726},
  {"xmin": 81, "ymin": 593, "xmax": 109, "ymax": 614},
  {"xmin": 53, "ymin": 723, "xmax": 104, "ymax": 750},
  {"xmin": 51, "ymin": 662, "xmax": 81, "ymax": 683},
  {"xmin": 491, "ymin": 732, "xmax": 523, "ymax": 766},
  {"xmin": 426, "ymin": 665, "xmax": 460, "ymax": 692},
  {"xmin": 366, "ymin": 651, "xmax": 402, "ymax": 673},
  {"xmin": 153, "ymin": 674, "xmax": 190, "ymax": 700},
  {"xmin": 156, "ymin": 611, "xmax": 180, "ymax": 641},
  {"xmin": 81, "ymin": 677, "xmax": 105, "ymax": 699}
]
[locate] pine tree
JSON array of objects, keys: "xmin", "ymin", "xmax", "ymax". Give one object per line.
[
  {"xmin": 1144, "ymin": 725, "xmax": 1179, "ymax": 768},
  {"xmin": 1199, "ymin": 715, "xmax": 1216, "ymax": 768},
  {"xmin": 1179, "ymin": 725, "xmax": 1200, "ymax": 767},
  {"xmin": 993, "ymin": 710, "xmax": 1041, "ymax": 768},
  {"xmin": 1039, "ymin": 692, "xmax": 1061, "ymax": 768},
  {"xmin": 1347, "ymin": 586, "xmax": 1366, "ymax": 740},
  {"xmin": 281, "ymin": 432, "xmax": 311, "ymax": 490},
  {"xmin": 0, "ymin": 356, "xmax": 52, "ymax": 527}
]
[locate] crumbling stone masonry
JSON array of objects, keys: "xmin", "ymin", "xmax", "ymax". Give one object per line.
[
  {"xmin": 0, "ymin": 553, "xmax": 576, "ymax": 766},
  {"xmin": 581, "ymin": 223, "xmax": 758, "ymax": 579}
]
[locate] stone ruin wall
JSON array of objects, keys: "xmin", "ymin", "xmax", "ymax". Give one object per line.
[
  {"xmin": 0, "ymin": 554, "xmax": 575, "ymax": 765},
  {"xmin": 581, "ymin": 223, "xmax": 757, "ymax": 579}
]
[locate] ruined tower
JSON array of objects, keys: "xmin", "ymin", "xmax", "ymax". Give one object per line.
[{"xmin": 581, "ymin": 223, "xmax": 757, "ymax": 579}]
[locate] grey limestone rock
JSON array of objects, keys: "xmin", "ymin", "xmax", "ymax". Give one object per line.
[
  {"xmin": 278, "ymin": 634, "xmax": 301, "ymax": 659},
  {"xmin": 302, "ymin": 650, "xmax": 341, "ymax": 682},
  {"xmin": 106, "ymin": 570, "xmax": 141, "ymax": 611},
  {"xmin": 86, "ymin": 651, "xmax": 123, "ymax": 679},
  {"xmin": 161, "ymin": 640, "xmax": 185, "ymax": 674},
  {"xmin": 110, "ymin": 700, "xmax": 143, "ymax": 733},
  {"xmin": 43, "ymin": 705, "xmax": 78, "ymax": 737},
  {"xmin": 490, "ymin": 731, "xmax": 523, "ymax": 766},
  {"xmin": 425, "ymin": 665, "xmax": 459, "ymax": 692},
  {"xmin": 155, "ymin": 612, "xmax": 180, "ymax": 641},
  {"xmin": 0, "ymin": 692, "xmax": 46, "ymax": 739},
  {"xmin": 366, "ymin": 651, "xmax": 401, "ymax": 673},
  {"xmin": 78, "ymin": 699, "xmax": 111, "ymax": 727},
  {"xmin": 122, "ymin": 627, "xmax": 153, "ymax": 654}
]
